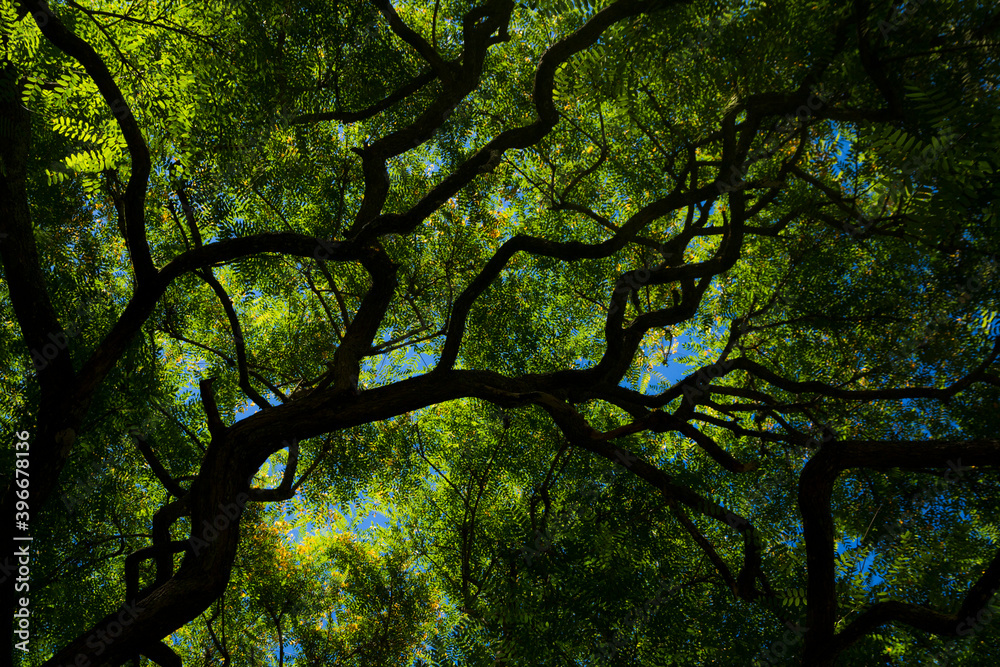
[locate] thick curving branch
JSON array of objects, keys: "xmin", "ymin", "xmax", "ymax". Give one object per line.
[
  {"xmin": 369, "ymin": 0, "xmax": 454, "ymax": 77},
  {"xmin": 320, "ymin": 246, "xmax": 399, "ymax": 393},
  {"xmin": 506, "ymin": 389, "xmax": 770, "ymax": 602},
  {"xmin": 200, "ymin": 275, "xmax": 273, "ymax": 411},
  {"xmin": 128, "ymin": 429, "xmax": 186, "ymax": 499},
  {"xmin": 75, "ymin": 231, "xmax": 365, "ymax": 406},
  {"xmin": 289, "ymin": 68, "xmax": 437, "ymax": 125},
  {"xmin": 347, "ymin": 0, "xmax": 517, "ymax": 231},
  {"xmin": 798, "ymin": 439, "xmax": 1000, "ymax": 665},
  {"xmin": 0, "ymin": 65, "xmax": 76, "ymax": 395},
  {"xmin": 18, "ymin": 0, "xmax": 155, "ymax": 285},
  {"xmin": 351, "ymin": 0, "xmax": 694, "ymax": 244}
]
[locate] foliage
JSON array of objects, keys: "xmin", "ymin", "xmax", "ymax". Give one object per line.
[{"xmin": 2, "ymin": 0, "xmax": 1000, "ymax": 666}]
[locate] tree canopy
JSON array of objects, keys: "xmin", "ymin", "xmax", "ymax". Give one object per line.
[{"xmin": 2, "ymin": 0, "xmax": 1000, "ymax": 664}]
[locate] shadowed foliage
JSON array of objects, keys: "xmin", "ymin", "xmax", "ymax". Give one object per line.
[{"xmin": 2, "ymin": 0, "xmax": 1000, "ymax": 665}]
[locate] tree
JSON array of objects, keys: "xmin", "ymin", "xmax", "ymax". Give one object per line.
[{"xmin": 2, "ymin": 0, "xmax": 1000, "ymax": 664}]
